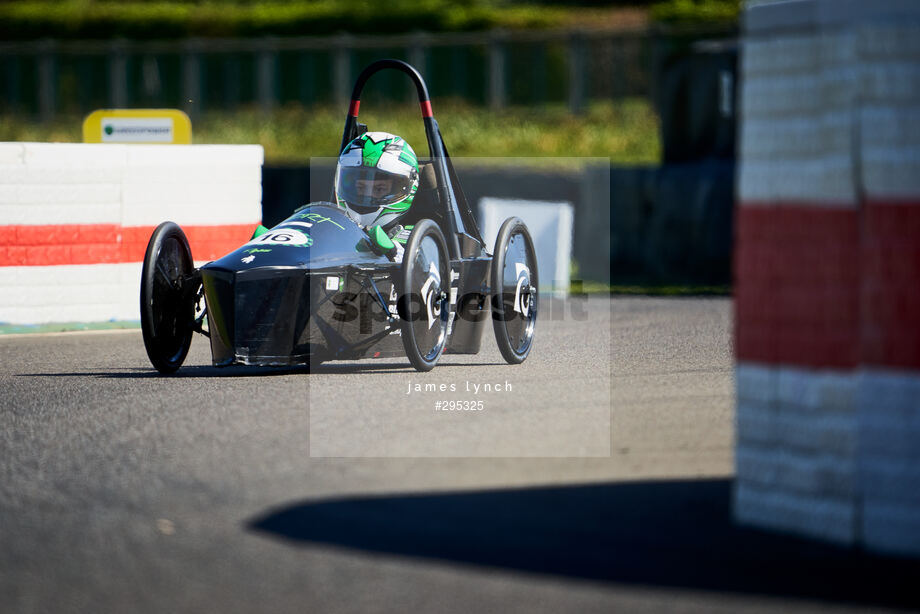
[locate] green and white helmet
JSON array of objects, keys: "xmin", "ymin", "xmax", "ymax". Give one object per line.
[{"xmin": 335, "ymin": 132, "xmax": 419, "ymax": 228}]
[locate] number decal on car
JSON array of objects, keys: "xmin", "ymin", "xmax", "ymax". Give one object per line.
[{"xmin": 246, "ymin": 228, "xmax": 313, "ymax": 247}]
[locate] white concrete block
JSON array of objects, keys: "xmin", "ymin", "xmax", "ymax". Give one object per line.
[
  {"xmin": 736, "ymin": 401, "xmax": 779, "ymax": 446},
  {"xmin": 17, "ymin": 184, "xmax": 121, "ymax": 206},
  {"xmin": 123, "ymin": 164, "xmax": 262, "ymax": 186},
  {"xmin": 858, "ymin": 370, "xmax": 920, "ymax": 413},
  {"xmin": 22, "ymin": 143, "xmax": 127, "ymax": 169},
  {"xmin": 742, "ymin": 36, "xmax": 820, "ymax": 77},
  {"xmin": 125, "ymin": 144, "xmax": 263, "ymax": 168},
  {"xmin": 861, "ymin": 106, "xmax": 920, "ymax": 151},
  {"xmin": 777, "ymin": 368, "xmax": 857, "ymax": 414},
  {"xmin": 735, "ymin": 446, "xmax": 779, "ymax": 487},
  {"xmin": 0, "ymin": 185, "xmax": 17, "ymax": 205},
  {"xmin": 0, "ymin": 166, "xmax": 125, "ymax": 186},
  {"xmin": 0, "ymin": 144, "xmax": 25, "ymax": 165},
  {"xmin": 862, "ymin": 146, "xmax": 920, "ymax": 200},
  {"xmin": 819, "ymin": 65, "xmax": 859, "ymax": 110},
  {"xmin": 736, "ymin": 363, "xmax": 777, "ymax": 405},
  {"xmin": 478, "ymin": 198, "xmax": 574, "ymax": 295},
  {"xmin": 746, "ymin": 160, "xmax": 776, "ymax": 202},
  {"xmin": 747, "ymin": 156, "xmax": 856, "ymax": 205},
  {"xmin": 860, "ymin": 417, "xmax": 920, "ymax": 461},
  {"xmin": 0, "ymin": 264, "xmax": 120, "ymax": 288},
  {"xmin": 121, "ymin": 196, "xmax": 262, "ymax": 227},
  {"xmin": 4, "ymin": 283, "xmax": 124, "ymax": 308},
  {"xmin": 863, "ymin": 500, "xmax": 920, "ymax": 556},
  {"xmin": 861, "ymin": 457, "xmax": 920, "ymax": 504},
  {"xmin": 809, "ymin": 156, "xmax": 858, "ymax": 204},
  {"xmin": 744, "ymin": 0, "xmax": 817, "ymax": 35},
  {"xmin": 0, "ymin": 292, "xmax": 134, "ymax": 323},
  {"xmin": 776, "ymin": 412, "xmax": 857, "ymax": 456},
  {"xmin": 117, "ymin": 263, "xmax": 143, "ymax": 285},
  {"xmin": 734, "ymin": 482, "xmax": 857, "ymax": 544},
  {"xmin": 742, "ymin": 74, "xmax": 824, "ymax": 118},
  {"xmin": 736, "ymin": 446, "xmax": 856, "ymax": 498},
  {"xmin": 776, "ymin": 367, "xmax": 816, "ymax": 409},
  {"xmin": 121, "ymin": 182, "xmax": 260, "ymax": 207},
  {"xmin": 0, "ymin": 203, "xmax": 122, "ymax": 226},
  {"xmin": 65, "ymin": 303, "xmax": 121, "ymax": 323},
  {"xmin": 818, "ymin": 111, "xmax": 856, "ymax": 157},
  {"xmin": 820, "ymin": 0, "xmax": 920, "ymax": 25},
  {"xmin": 0, "ymin": 306, "xmax": 31, "ymax": 324},
  {"xmin": 820, "ymin": 28, "xmax": 859, "ymax": 65},
  {"xmin": 736, "ymin": 162, "xmax": 768, "ymax": 203},
  {"xmin": 814, "ymin": 372, "xmax": 858, "ymax": 415},
  {"xmin": 0, "ymin": 143, "xmax": 262, "ymax": 325},
  {"xmin": 860, "ymin": 61, "xmax": 920, "ymax": 105},
  {"xmin": 740, "ymin": 116, "xmax": 824, "ymax": 161},
  {"xmin": 858, "ymin": 23, "xmax": 920, "ymax": 62},
  {"xmin": 112, "ymin": 301, "xmax": 140, "ymax": 322}
]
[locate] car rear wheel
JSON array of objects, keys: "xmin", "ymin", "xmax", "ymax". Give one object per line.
[
  {"xmin": 397, "ymin": 219, "xmax": 451, "ymax": 372},
  {"xmin": 140, "ymin": 222, "xmax": 197, "ymax": 374},
  {"xmin": 490, "ymin": 217, "xmax": 538, "ymax": 364}
]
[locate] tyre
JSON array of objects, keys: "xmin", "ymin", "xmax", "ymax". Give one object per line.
[
  {"xmin": 397, "ymin": 219, "xmax": 451, "ymax": 372},
  {"xmin": 140, "ymin": 222, "xmax": 196, "ymax": 374},
  {"xmin": 490, "ymin": 217, "xmax": 538, "ymax": 364}
]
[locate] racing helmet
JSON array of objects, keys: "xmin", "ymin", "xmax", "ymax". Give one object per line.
[{"xmin": 335, "ymin": 132, "xmax": 419, "ymax": 228}]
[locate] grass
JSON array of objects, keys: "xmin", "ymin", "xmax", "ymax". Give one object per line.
[
  {"xmin": 650, "ymin": 0, "xmax": 740, "ymax": 25},
  {"xmin": 0, "ymin": 1, "xmax": 739, "ymax": 41},
  {"xmin": 0, "ymin": 1, "xmax": 658, "ymax": 41},
  {"xmin": 0, "ymin": 98, "xmax": 661, "ymax": 166},
  {"xmin": 0, "ymin": 321, "xmax": 141, "ymax": 335},
  {"xmin": 607, "ymin": 284, "xmax": 730, "ymax": 295},
  {"xmin": 574, "ymin": 283, "xmax": 731, "ymax": 295}
]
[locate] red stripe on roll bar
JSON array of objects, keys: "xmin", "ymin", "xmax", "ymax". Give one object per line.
[
  {"xmin": 420, "ymin": 100, "xmax": 433, "ymax": 118},
  {"xmin": 348, "ymin": 100, "xmax": 360, "ymax": 117}
]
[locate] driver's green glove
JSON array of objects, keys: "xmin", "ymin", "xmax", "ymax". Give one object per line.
[
  {"xmin": 370, "ymin": 225, "xmax": 395, "ymax": 251},
  {"xmin": 250, "ymin": 224, "xmax": 269, "ymax": 240}
]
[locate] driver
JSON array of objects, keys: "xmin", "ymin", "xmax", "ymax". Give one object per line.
[{"xmin": 334, "ymin": 131, "xmax": 420, "ymax": 261}]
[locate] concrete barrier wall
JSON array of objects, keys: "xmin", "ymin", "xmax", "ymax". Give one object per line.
[
  {"xmin": 263, "ymin": 160, "xmax": 734, "ymax": 285},
  {"xmin": 0, "ymin": 143, "xmax": 263, "ymax": 325},
  {"xmin": 734, "ymin": 0, "xmax": 920, "ymax": 555}
]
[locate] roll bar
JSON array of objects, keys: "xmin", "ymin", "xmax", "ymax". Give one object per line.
[{"xmin": 339, "ymin": 59, "xmax": 481, "ymax": 260}]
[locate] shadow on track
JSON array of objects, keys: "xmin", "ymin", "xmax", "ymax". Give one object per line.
[
  {"xmin": 16, "ymin": 361, "xmax": 500, "ymax": 379},
  {"xmin": 248, "ymin": 479, "xmax": 920, "ymax": 609}
]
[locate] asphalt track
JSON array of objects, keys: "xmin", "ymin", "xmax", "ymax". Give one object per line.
[{"xmin": 1, "ymin": 297, "xmax": 918, "ymax": 613}]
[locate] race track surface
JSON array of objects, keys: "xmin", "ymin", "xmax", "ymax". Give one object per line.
[{"xmin": 2, "ymin": 297, "xmax": 918, "ymax": 613}]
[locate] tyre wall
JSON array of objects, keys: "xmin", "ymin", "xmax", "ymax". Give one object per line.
[
  {"xmin": 0, "ymin": 143, "xmax": 263, "ymax": 325},
  {"xmin": 734, "ymin": 0, "xmax": 920, "ymax": 555}
]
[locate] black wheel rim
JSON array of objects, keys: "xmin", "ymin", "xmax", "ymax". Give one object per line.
[
  {"xmin": 498, "ymin": 231, "xmax": 537, "ymax": 356},
  {"xmin": 408, "ymin": 234, "xmax": 448, "ymax": 362},
  {"xmin": 151, "ymin": 236, "xmax": 191, "ymax": 364}
]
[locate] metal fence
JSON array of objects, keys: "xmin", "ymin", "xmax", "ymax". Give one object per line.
[{"xmin": 0, "ymin": 27, "xmax": 662, "ymax": 120}]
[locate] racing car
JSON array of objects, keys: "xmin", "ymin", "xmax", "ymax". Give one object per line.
[{"xmin": 140, "ymin": 59, "xmax": 538, "ymax": 373}]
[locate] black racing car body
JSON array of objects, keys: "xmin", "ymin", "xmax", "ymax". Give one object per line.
[
  {"xmin": 140, "ymin": 59, "xmax": 538, "ymax": 373},
  {"xmin": 198, "ymin": 202, "xmax": 491, "ymax": 366}
]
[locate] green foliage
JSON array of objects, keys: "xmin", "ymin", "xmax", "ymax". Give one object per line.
[
  {"xmin": 650, "ymin": 0, "xmax": 740, "ymax": 25},
  {"xmin": 0, "ymin": 0, "xmax": 563, "ymax": 40},
  {"xmin": 0, "ymin": 99, "xmax": 661, "ymax": 165}
]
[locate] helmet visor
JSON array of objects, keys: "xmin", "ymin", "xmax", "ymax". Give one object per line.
[{"xmin": 337, "ymin": 166, "xmax": 415, "ymax": 213}]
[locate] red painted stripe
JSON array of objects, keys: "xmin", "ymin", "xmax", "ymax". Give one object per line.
[
  {"xmin": 120, "ymin": 224, "xmax": 255, "ymax": 262},
  {"xmin": 861, "ymin": 201, "xmax": 920, "ymax": 369},
  {"xmin": 0, "ymin": 223, "xmax": 256, "ymax": 266},
  {"xmin": 348, "ymin": 100, "xmax": 360, "ymax": 117},
  {"xmin": 734, "ymin": 204, "xmax": 860, "ymax": 368},
  {"xmin": 420, "ymin": 100, "xmax": 432, "ymax": 118}
]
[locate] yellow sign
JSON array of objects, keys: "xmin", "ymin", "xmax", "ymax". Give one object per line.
[{"xmin": 82, "ymin": 109, "xmax": 192, "ymax": 144}]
